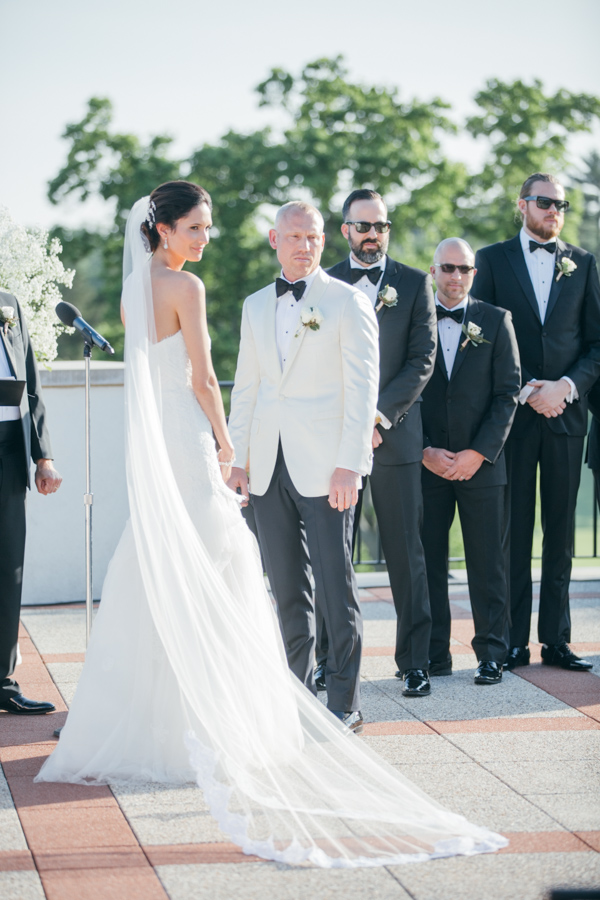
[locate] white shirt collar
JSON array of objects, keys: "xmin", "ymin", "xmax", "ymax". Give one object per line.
[
  {"xmin": 278, "ymin": 267, "xmax": 320, "ymax": 291},
  {"xmin": 435, "ymin": 292, "xmax": 469, "ymax": 311}
]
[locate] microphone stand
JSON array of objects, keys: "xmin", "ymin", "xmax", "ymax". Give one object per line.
[{"xmin": 83, "ymin": 340, "xmax": 93, "ymax": 646}]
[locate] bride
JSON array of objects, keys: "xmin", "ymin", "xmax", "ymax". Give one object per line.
[{"xmin": 36, "ymin": 181, "xmax": 507, "ymax": 867}]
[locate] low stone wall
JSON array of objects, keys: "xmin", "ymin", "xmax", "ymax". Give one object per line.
[{"xmin": 23, "ymin": 360, "xmax": 128, "ymax": 605}]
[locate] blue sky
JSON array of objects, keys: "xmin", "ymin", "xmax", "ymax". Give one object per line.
[{"xmin": 1, "ymin": 0, "xmax": 599, "ymax": 230}]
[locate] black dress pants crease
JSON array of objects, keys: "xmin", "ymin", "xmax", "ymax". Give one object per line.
[
  {"xmin": 505, "ymin": 420, "xmax": 584, "ymax": 647},
  {"xmin": 0, "ymin": 420, "xmax": 27, "ymax": 698},
  {"xmin": 422, "ymin": 477, "xmax": 509, "ymax": 666},
  {"xmin": 252, "ymin": 446, "xmax": 362, "ymax": 713}
]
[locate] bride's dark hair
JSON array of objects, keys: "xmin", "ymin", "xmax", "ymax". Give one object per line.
[{"xmin": 141, "ymin": 181, "xmax": 212, "ymax": 252}]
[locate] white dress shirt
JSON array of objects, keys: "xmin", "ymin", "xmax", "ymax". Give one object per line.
[
  {"xmin": 348, "ymin": 254, "xmax": 385, "ymax": 306},
  {"xmin": 0, "ymin": 339, "xmax": 20, "ymax": 422},
  {"xmin": 436, "ymin": 294, "xmax": 468, "ymax": 378},
  {"xmin": 348, "ymin": 255, "xmax": 392, "ymax": 430},
  {"xmin": 275, "ymin": 268, "xmax": 319, "ymax": 370},
  {"xmin": 518, "ymin": 228, "xmax": 576, "ymax": 404}
]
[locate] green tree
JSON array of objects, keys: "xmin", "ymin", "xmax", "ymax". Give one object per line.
[{"xmin": 463, "ymin": 79, "xmax": 600, "ymax": 246}]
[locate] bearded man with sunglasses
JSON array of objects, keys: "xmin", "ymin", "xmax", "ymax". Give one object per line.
[
  {"xmin": 472, "ymin": 173, "xmax": 600, "ymax": 673},
  {"xmin": 324, "ymin": 189, "xmax": 437, "ymax": 697}
]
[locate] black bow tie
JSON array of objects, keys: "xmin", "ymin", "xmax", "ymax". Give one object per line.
[
  {"xmin": 436, "ymin": 306, "xmax": 464, "ymax": 324},
  {"xmin": 276, "ymin": 278, "xmax": 306, "ymax": 301},
  {"xmin": 350, "ymin": 267, "xmax": 382, "ymax": 285},
  {"xmin": 529, "ymin": 240, "xmax": 556, "ymax": 254}
]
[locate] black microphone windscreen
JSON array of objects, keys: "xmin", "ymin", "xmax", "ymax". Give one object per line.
[{"xmin": 55, "ymin": 301, "xmax": 81, "ymax": 327}]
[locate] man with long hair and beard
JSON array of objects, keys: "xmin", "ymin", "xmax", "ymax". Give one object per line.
[{"xmin": 472, "ymin": 173, "xmax": 600, "ymax": 674}]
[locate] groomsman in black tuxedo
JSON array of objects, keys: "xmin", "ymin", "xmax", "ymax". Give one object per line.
[
  {"xmin": 472, "ymin": 173, "xmax": 600, "ymax": 672},
  {"xmin": 325, "ymin": 189, "xmax": 437, "ymax": 697},
  {"xmin": 421, "ymin": 239, "xmax": 520, "ymax": 684},
  {"xmin": 0, "ymin": 291, "xmax": 62, "ymax": 715}
]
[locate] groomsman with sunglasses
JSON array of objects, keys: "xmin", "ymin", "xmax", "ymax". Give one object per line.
[
  {"xmin": 472, "ymin": 173, "xmax": 600, "ymax": 672},
  {"xmin": 421, "ymin": 239, "xmax": 520, "ymax": 684},
  {"xmin": 324, "ymin": 189, "xmax": 437, "ymax": 697}
]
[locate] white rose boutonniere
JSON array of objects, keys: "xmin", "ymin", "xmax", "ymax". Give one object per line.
[
  {"xmin": 375, "ymin": 284, "xmax": 398, "ymax": 313},
  {"xmin": 460, "ymin": 321, "xmax": 491, "ymax": 352},
  {"xmin": 295, "ymin": 306, "xmax": 323, "ymax": 337},
  {"xmin": 0, "ymin": 306, "xmax": 18, "ymax": 335},
  {"xmin": 555, "ymin": 258, "xmax": 577, "ymax": 281}
]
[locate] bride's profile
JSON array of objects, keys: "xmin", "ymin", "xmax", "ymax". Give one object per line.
[{"xmin": 36, "ymin": 181, "xmax": 508, "ymax": 867}]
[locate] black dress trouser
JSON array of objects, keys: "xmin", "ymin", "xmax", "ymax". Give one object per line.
[{"xmin": 0, "ymin": 421, "xmax": 27, "ymax": 698}]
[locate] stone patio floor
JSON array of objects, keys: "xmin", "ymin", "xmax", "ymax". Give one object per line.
[{"xmin": 1, "ymin": 581, "xmax": 599, "ymax": 899}]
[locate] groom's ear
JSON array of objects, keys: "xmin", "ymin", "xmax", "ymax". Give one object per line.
[{"xmin": 268, "ymin": 229, "xmax": 278, "ymax": 250}]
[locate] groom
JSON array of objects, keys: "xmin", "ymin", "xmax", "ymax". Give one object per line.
[{"xmin": 228, "ymin": 201, "xmax": 379, "ymax": 732}]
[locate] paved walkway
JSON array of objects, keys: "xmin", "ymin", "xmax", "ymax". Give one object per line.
[{"xmin": 1, "ymin": 582, "xmax": 600, "ymax": 900}]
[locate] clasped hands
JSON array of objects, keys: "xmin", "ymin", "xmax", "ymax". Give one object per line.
[
  {"xmin": 525, "ymin": 378, "xmax": 570, "ymax": 418},
  {"xmin": 422, "ymin": 447, "xmax": 484, "ymax": 482}
]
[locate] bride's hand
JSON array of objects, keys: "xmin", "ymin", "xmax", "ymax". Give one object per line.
[{"xmin": 217, "ymin": 446, "xmax": 236, "ymax": 484}]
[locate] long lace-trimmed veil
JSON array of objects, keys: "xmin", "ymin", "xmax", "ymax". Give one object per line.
[{"xmin": 118, "ymin": 196, "xmax": 507, "ymax": 868}]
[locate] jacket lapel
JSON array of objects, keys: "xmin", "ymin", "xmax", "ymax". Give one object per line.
[
  {"xmin": 281, "ymin": 268, "xmax": 328, "ymax": 382},
  {"xmin": 545, "ymin": 238, "xmax": 568, "ymax": 322},
  {"xmin": 450, "ymin": 297, "xmax": 481, "ymax": 380},
  {"xmin": 504, "ymin": 235, "xmax": 540, "ymax": 322},
  {"xmin": 376, "ymin": 257, "xmax": 402, "ymax": 324},
  {"xmin": 1, "ymin": 328, "xmax": 18, "ymax": 377}
]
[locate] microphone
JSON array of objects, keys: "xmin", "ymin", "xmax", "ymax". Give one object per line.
[{"xmin": 55, "ymin": 302, "xmax": 115, "ymax": 355}]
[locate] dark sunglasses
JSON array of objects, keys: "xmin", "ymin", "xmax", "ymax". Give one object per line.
[
  {"xmin": 345, "ymin": 220, "xmax": 392, "ymax": 234},
  {"xmin": 434, "ymin": 263, "xmax": 475, "ymax": 275},
  {"xmin": 523, "ymin": 195, "xmax": 569, "ymax": 213}
]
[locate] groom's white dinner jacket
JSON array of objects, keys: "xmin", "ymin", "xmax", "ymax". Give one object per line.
[{"xmin": 229, "ymin": 266, "xmax": 380, "ymax": 498}]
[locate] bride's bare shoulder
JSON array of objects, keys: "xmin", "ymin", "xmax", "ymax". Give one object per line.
[{"xmin": 153, "ymin": 268, "xmax": 205, "ymax": 305}]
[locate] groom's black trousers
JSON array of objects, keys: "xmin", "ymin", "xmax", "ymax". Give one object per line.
[
  {"xmin": 252, "ymin": 445, "xmax": 362, "ymax": 713},
  {"xmin": 0, "ymin": 421, "xmax": 28, "ymax": 699}
]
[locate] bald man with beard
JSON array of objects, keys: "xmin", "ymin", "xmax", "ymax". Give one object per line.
[{"xmin": 421, "ymin": 238, "xmax": 520, "ymax": 685}]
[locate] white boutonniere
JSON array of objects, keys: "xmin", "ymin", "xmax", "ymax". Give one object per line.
[
  {"xmin": 555, "ymin": 257, "xmax": 577, "ymax": 281},
  {"xmin": 460, "ymin": 321, "xmax": 490, "ymax": 352},
  {"xmin": 375, "ymin": 284, "xmax": 398, "ymax": 313},
  {"xmin": 0, "ymin": 306, "xmax": 18, "ymax": 336},
  {"xmin": 295, "ymin": 306, "xmax": 323, "ymax": 337}
]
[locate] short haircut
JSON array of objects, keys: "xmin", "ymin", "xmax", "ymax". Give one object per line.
[
  {"xmin": 274, "ymin": 201, "xmax": 324, "ymax": 231},
  {"xmin": 433, "ymin": 237, "xmax": 475, "ymax": 264},
  {"xmin": 342, "ymin": 189, "xmax": 385, "ymax": 222},
  {"xmin": 519, "ymin": 172, "xmax": 561, "ymax": 199}
]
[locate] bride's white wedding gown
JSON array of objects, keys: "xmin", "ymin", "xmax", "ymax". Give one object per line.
[{"xmin": 37, "ymin": 198, "xmax": 507, "ymax": 867}]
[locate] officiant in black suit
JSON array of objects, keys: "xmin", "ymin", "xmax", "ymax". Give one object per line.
[
  {"xmin": 421, "ymin": 239, "xmax": 520, "ymax": 685},
  {"xmin": 324, "ymin": 189, "xmax": 437, "ymax": 697},
  {"xmin": 472, "ymin": 173, "xmax": 600, "ymax": 673},
  {"xmin": 0, "ymin": 291, "xmax": 62, "ymax": 715}
]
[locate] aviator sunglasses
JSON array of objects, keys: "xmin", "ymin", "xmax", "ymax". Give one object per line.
[
  {"xmin": 523, "ymin": 195, "xmax": 570, "ymax": 213},
  {"xmin": 345, "ymin": 220, "xmax": 392, "ymax": 233},
  {"xmin": 434, "ymin": 263, "xmax": 475, "ymax": 274}
]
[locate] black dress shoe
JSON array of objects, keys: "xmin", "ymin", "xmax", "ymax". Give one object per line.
[
  {"xmin": 330, "ymin": 710, "xmax": 364, "ymax": 734},
  {"xmin": 401, "ymin": 669, "xmax": 431, "ymax": 697},
  {"xmin": 474, "ymin": 660, "xmax": 502, "ymax": 685},
  {"xmin": 0, "ymin": 694, "xmax": 56, "ymax": 715},
  {"xmin": 429, "ymin": 656, "xmax": 453, "ymax": 677},
  {"xmin": 313, "ymin": 663, "xmax": 327, "ymax": 692},
  {"xmin": 504, "ymin": 646, "xmax": 530, "ymax": 670},
  {"xmin": 541, "ymin": 642, "xmax": 593, "ymax": 671}
]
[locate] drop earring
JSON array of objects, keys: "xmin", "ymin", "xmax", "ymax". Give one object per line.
[{"xmin": 163, "ymin": 238, "xmax": 168, "ymax": 250}]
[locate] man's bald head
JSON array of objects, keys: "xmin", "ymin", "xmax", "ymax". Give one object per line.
[
  {"xmin": 433, "ymin": 238, "xmax": 475, "ymax": 266},
  {"xmin": 274, "ymin": 201, "xmax": 324, "ymax": 232}
]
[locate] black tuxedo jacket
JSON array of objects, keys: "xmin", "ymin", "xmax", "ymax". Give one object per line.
[
  {"xmin": 421, "ymin": 297, "xmax": 521, "ymax": 490},
  {"xmin": 326, "ymin": 256, "xmax": 436, "ymax": 465},
  {"xmin": 0, "ymin": 291, "xmax": 53, "ymax": 486},
  {"xmin": 472, "ymin": 236, "xmax": 600, "ymax": 438},
  {"xmin": 586, "ymin": 378, "xmax": 600, "ymax": 472}
]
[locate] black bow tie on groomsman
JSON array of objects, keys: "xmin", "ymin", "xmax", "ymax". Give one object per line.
[
  {"xmin": 275, "ymin": 278, "xmax": 307, "ymax": 301},
  {"xmin": 436, "ymin": 306, "xmax": 464, "ymax": 324},
  {"xmin": 349, "ymin": 267, "xmax": 382, "ymax": 286},
  {"xmin": 529, "ymin": 240, "xmax": 557, "ymax": 254}
]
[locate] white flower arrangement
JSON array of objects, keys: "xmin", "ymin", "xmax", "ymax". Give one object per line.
[
  {"xmin": 295, "ymin": 306, "xmax": 323, "ymax": 337},
  {"xmin": 555, "ymin": 257, "xmax": 577, "ymax": 281},
  {"xmin": 375, "ymin": 284, "xmax": 398, "ymax": 313},
  {"xmin": 460, "ymin": 321, "xmax": 490, "ymax": 352},
  {"xmin": 0, "ymin": 205, "xmax": 75, "ymax": 362}
]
